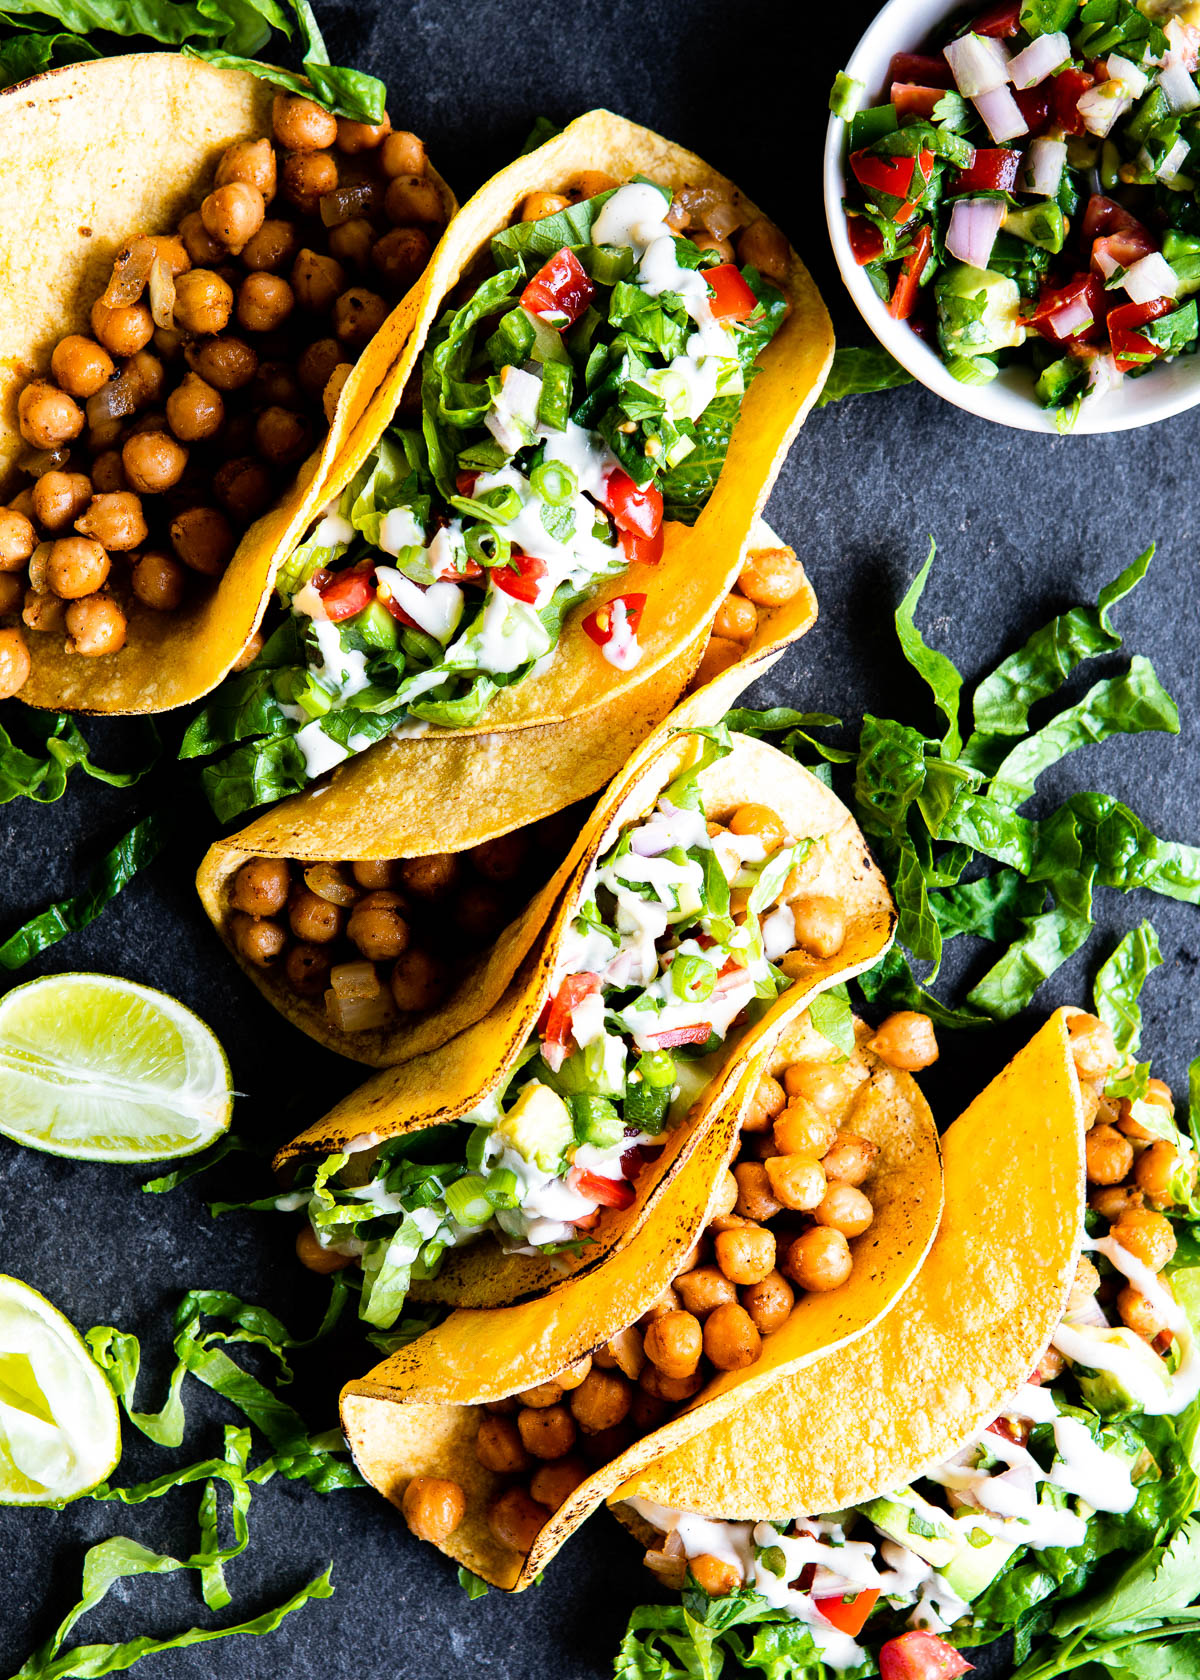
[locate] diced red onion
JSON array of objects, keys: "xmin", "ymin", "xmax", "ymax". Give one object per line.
[
  {"xmin": 944, "ymin": 32, "xmax": 1010, "ymax": 98},
  {"xmin": 27, "ymin": 543, "xmax": 51, "ymax": 592},
  {"xmin": 18, "ymin": 445, "xmax": 69, "ymax": 477},
  {"xmin": 1104, "ymin": 53, "xmax": 1149, "ymax": 97},
  {"xmin": 1049, "ymin": 294, "xmax": 1098, "ymax": 338},
  {"xmin": 148, "ymin": 257, "xmax": 176, "ymax": 330},
  {"xmin": 1158, "ymin": 57, "xmax": 1200, "ymax": 111},
  {"xmin": 677, "ymin": 185, "xmax": 739, "ymax": 239},
  {"xmin": 630, "ymin": 823, "xmax": 673, "ymax": 858},
  {"xmin": 304, "ymin": 863, "xmax": 359, "ymax": 906},
  {"xmin": 100, "ymin": 236, "xmax": 155, "ymax": 310},
  {"xmin": 1165, "ymin": 15, "xmax": 1200, "ymax": 72},
  {"xmin": 1093, "ymin": 246, "xmax": 1123, "ymax": 281},
  {"xmin": 1019, "ymin": 137, "xmax": 1067, "ymax": 196},
  {"xmin": 326, "ymin": 965, "xmax": 393, "ymax": 1031},
  {"xmin": 1008, "ymin": 31, "xmax": 1071, "ymax": 89},
  {"xmin": 85, "ymin": 373, "xmax": 137, "ymax": 428},
  {"xmin": 319, "ymin": 180, "xmax": 381, "ymax": 227},
  {"xmin": 1087, "ymin": 353, "xmax": 1124, "ymax": 403},
  {"xmin": 972, "ymin": 84, "xmax": 1029, "ymax": 142},
  {"xmin": 946, "ymin": 196, "xmax": 1006, "ymax": 267},
  {"xmin": 1122, "ymin": 252, "xmax": 1179, "ymax": 304},
  {"xmin": 1078, "ymin": 82, "xmax": 1134, "ymax": 136},
  {"xmin": 1155, "ymin": 134, "xmax": 1193, "ymax": 181}
]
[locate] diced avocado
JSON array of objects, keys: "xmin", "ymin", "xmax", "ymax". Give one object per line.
[
  {"xmin": 1004, "ymin": 201, "xmax": 1066, "ymax": 254},
  {"xmin": 494, "ymin": 1082, "xmax": 572, "ymax": 1172},
  {"xmin": 667, "ymin": 1055, "xmax": 719, "ymax": 1127},
  {"xmin": 1069, "ymin": 1326, "xmax": 1173, "ymax": 1415},
  {"xmin": 936, "ymin": 264, "xmax": 1026, "ymax": 360},
  {"xmin": 1035, "ymin": 356, "xmax": 1089, "ymax": 410},
  {"xmin": 861, "ymin": 1489, "xmax": 958, "ymax": 1568},
  {"xmin": 941, "ymin": 1522, "xmax": 1017, "ymax": 1603},
  {"xmin": 569, "ymin": 1094, "xmax": 624, "ymax": 1149},
  {"xmin": 548, "ymin": 1035, "xmax": 627, "ymax": 1100},
  {"xmin": 1164, "ymin": 228, "xmax": 1200, "ymax": 297},
  {"xmin": 353, "ymin": 598, "xmax": 400, "ymax": 651}
]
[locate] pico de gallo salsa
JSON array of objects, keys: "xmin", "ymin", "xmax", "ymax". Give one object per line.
[{"xmin": 835, "ymin": 0, "xmax": 1200, "ymax": 418}]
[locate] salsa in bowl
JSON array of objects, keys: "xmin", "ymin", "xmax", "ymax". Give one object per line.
[{"xmin": 826, "ymin": 0, "xmax": 1200, "ymax": 432}]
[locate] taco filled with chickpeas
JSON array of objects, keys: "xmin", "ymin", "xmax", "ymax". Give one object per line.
[
  {"xmin": 0, "ymin": 53, "xmax": 452, "ymax": 711},
  {"xmin": 262, "ymin": 722, "xmax": 900, "ymax": 1328},
  {"xmin": 337, "ymin": 1004, "xmax": 943, "ymax": 1592},
  {"xmin": 610, "ymin": 1010, "xmax": 1200, "ymax": 1680},
  {"xmin": 179, "ymin": 108, "xmax": 834, "ymax": 822},
  {"xmin": 194, "ymin": 527, "xmax": 817, "ymax": 1066}
]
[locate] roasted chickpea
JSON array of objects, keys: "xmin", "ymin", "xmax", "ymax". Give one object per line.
[
  {"xmin": 486, "ymin": 1486, "xmax": 545, "ymax": 1555},
  {"xmin": 1112, "ymin": 1207, "xmax": 1177, "ymax": 1272},
  {"xmin": 0, "ymin": 575, "xmax": 22, "ymax": 616},
  {"xmin": 333, "ymin": 286, "xmax": 388, "ymax": 348},
  {"xmin": 691, "ymin": 634, "xmax": 742, "ymax": 689},
  {"xmin": 23, "ymin": 590, "xmax": 66, "ymax": 635},
  {"xmin": 292, "ymin": 248, "xmax": 346, "ymax": 312},
  {"xmin": 1139, "ymin": 1140, "xmax": 1196, "ymax": 1208},
  {"xmin": 0, "ymin": 629, "xmax": 31, "ymax": 699},
  {"xmin": 783, "ymin": 1062, "xmax": 852, "ymax": 1114},
  {"xmin": 237, "ymin": 272, "xmax": 294, "ymax": 334},
  {"xmin": 703, "ymin": 1301, "xmax": 761, "ymax": 1371},
  {"xmin": 519, "ymin": 1379, "xmax": 564, "ymax": 1409},
  {"xmin": 674, "ymin": 1265, "xmax": 736, "ymax": 1317},
  {"xmin": 1118, "ymin": 1282, "xmax": 1174, "ymax": 1342},
  {"xmin": 574, "ymin": 170, "xmax": 619, "ymax": 198},
  {"xmin": 733, "ymin": 1161, "xmax": 782, "ymax": 1222},
  {"xmin": 32, "ymin": 471, "xmax": 92, "ymax": 533},
  {"xmin": 131, "ymin": 550, "xmax": 186, "ymax": 611},
  {"xmin": 381, "ymin": 129, "xmax": 427, "ymax": 178},
  {"xmin": 402, "ymin": 1475, "xmax": 465, "ymax": 1543},
  {"xmin": 714, "ymin": 1225, "xmax": 776, "ymax": 1286},
  {"xmin": 729, "ymin": 802, "xmax": 786, "ymax": 854},
  {"xmin": 280, "ymin": 149, "xmax": 338, "ymax": 214},
  {"xmin": 213, "ymin": 458, "xmax": 274, "ymax": 525},
  {"xmin": 1145, "ymin": 1077, "xmax": 1175, "ymax": 1113},
  {"xmin": 820, "ymin": 1132, "xmax": 879, "ymax": 1187},
  {"xmin": 298, "ymin": 336, "xmax": 344, "ymax": 397},
  {"xmin": 642, "ymin": 1311, "xmax": 703, "ymax": 1379},
  {"xmin": 1035, "ymin": 1345, "xmax": 1066, "ymax": 1383},
  {"xmin": 1067, "ymin": 1011, "xmax": 1120, "ymax": 1080},
  {"xmin": 170, "ymin": 505, "xmax": 237, "ymax": 575},
  {"xmin": 1090, "ymin": 1184, "xmax": 1144, "ymax": 1222},
  {"xmin": 372, "ymin": 225, "xmax": 432, "ymax": 286},
  {"xmin": 390, "ymin": 947, "xmax": 448, "ymax": 1012},
  {"xmin": 122, "ymin": 431, "xmax": 187, "ymax": 495},
  {"xmin": 530, "ymin": 1455, "xmax": 587, "ymax": 1511},
  {"xmin": 295, "ymin": 1223, "xmax": 350, "ymax": 1274},
  {"xmin": 201, "ymin": 182, "xmax": 266, "ymax": 250},
  {"xmin": 737, "ymin": 546, "xmax": 805, "ymax": 607},
  {"xmin": 773, "ymin": 1099, "xmax": 837, "ymax": 1159},
  {"xmin": 242, "ymin": 217, "xmax": 299, "ymax": 275},
  {"xmin": 0, "ymin": 509, "xmax": 36, "ymax": 571},
  {"xmin": 713, "ymin": 593, "xmax": 757, "ymax": 643},
  {"xmin": 122, "ymin": 349, "xmax": 166, "ymax": 411},
  {"xmin": 178, "ymin": 210, "xmax": 224, "ymax": 266},
  {"xmin": 346, "ymin": 890, "xmax": 409, "ymax": 961},
  {"xmin": 231, "ymin": 856, "xmax": 291, "ymax": 916},
  {"xmin": 1086, "ymin": 1123, "xmax": 1135, "ymax": 1186},
  {"xmin": 400, "ymin": 852, "xmax": 459, "ymax": 897},
  {"xmin": 166, "ymin": 373, "xmax": 225, "ymax": 443},
  {"xmin": 337, "ymin": 112, "xmax": 392, "ymax": 153},
  {"xmin": 555, "ymin": 1356, "xmax": 592, "ymax": 1392},
  {"xmin": 285, "ymin": 942, "xmax": 331, "ymax": 997},
  {"xmin": 520, "ymin": 190, "xmax": 570, "ymax": 221},
  {"xmin": 329, "ymin": 216, "xmax": 375, "ymax": 267},
  {"xmin": 475, "ymin": 1411, "xmax": 530, "ymax": 1473},
  {"xmin": 791, "ymin": 896, "xmax": 847, "ymax": 960},
  {"xmin": 322, "ymin": 363, "xmax": 353, "ymax": 424},
  {"xmin": 230, "ymin": 910, "xmax": 285, "ymax": 966},
  {"xmin": 569, "ymin": 1367, "xmax": 632, "ymax": 1432},
  {"xmin": 288, "ymin": 888, "xmax": 343, "ymax": 944},
  {"xmin": 517, "ymin": 1402, "xmax": 577, "ymax": 1460},
  {"xmin": 47, "ymin": 536, "xmax": 109, "ymax": 599},
  {"xmin": 640, "ymin": 1365, "xmax": 704, "ymax": 1404},
  {"xmin": 868, "ymin": 1011, "xmax": 939, "ymax": 1071},
  {"xmin": 741, "ymin": 1269, "xmax": 794, "ymax": 1335},
  {"xmin": 185, "ymin": 335, "xmax": 258, "ymax": 391},
  {"xmin": 710, "ymin": 1170, "xmax": 739, "ymax": 1221},
  {"xmin": 216, "ymin": 137, "xmax": 277, "ymax": 202},
  {"xmin": 764, "ymin": 1154, "xmax": 827, "ymax": 1213},
  {"xmin": 90, "ymin": 451, "xmax": 125, "ymax": 494},
  {"xmin": 90, "ymin": 299, "xmax": 154, "ymax": 357},
  {"xmin": 1066, "ymin": 1255, "xmax": 1101, "ymax": 1315},
  {"xmin": 784, "ymin": 1227, "xmax": 853, "ymax": 1293},
  {"xmin": 454, "ymin": 882, "xmax": 508, "ymax": 943},
  {"xmin": 693, "ymin": 232, "xmax": 735, "ymax": 261},
  {"xmin": 814, "ymin": 1183, "xmax": 874, "ymax": 1237},
  {"xmin": 743, "ymin": 1072, "xmax": 786, "ymax": 1133},
  {"xmin": 254, "ymin": 362, "xmax": 304, "ymax": 411},
  {"xmin": 691, "ymin": 1554, "xmax": 741, "ymax": 1597},
  {"xmin": 737, "ymin": 217, "xmax": 791, "ymax": 285},
  {"xmin": 75, "ymin": 490, "xmax": 147, "ymax": 551},
  {"xmin": 385, "ymin": 173, "xmax": 443, "ymax": 226},
  {"xmin": 273, "ymin": 92, "xmax": 338, "ymax": 152},
  {"xmin": 51, "ymin": 335, "xmax": 115, "ymax": 399},
  {"xmin": 172, "ymin": 269, "xmax": 234, "ymax": 336},
  {"xmin": 254, "ymin": 406, "xmax": 310, "ymax": 466},
  {"xmin": 469, "ymin": 832, "xmax": 528, "ymax": 882},
  {"xmin": 597, "ymin": 1327, "xmax": 644, "ymax": 1381},
  {"xmin": 18, "ymin": 381, "xmax": 84, "ymax": 450}
]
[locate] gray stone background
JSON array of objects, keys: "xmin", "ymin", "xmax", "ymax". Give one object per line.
[{"xmin": 2, "ymin": 0, "xmax": 1199, "ymax": 1673}]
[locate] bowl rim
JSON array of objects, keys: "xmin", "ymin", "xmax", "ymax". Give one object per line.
[{"xmin": 822, "ymin": 0, "xmax": 1200, "ymax": 436}]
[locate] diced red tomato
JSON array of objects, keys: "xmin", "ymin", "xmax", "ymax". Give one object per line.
[
  {"xmin": 1013, "ymin": 84, "xmax": 1053, "ymax": 135},
  {"xmin": 705, "ymin": 263, "xmax": 758, "ymax": 322},
  {"xmin": 378, "ymin": 585, "xmax": 421, "ymax": 630},
  {"xmin": 891, "ymin": 82, "xmax": 945, "ymax": 119},
  {"xmin": 887, "ymin": 224, "xmax": 933, "ymax": 322},
  {"xmin": 850, "ymin": 148, "xmax": 917, "ymax": 200},
  {"xmin": 1027, "ymin": 273, "xmax": 1106, "ymax": 346},
  {"xmin": 1092, "ymin": 228, "xmax": 1156, "ymax": 276},
  {"xmin": 583, "ymin": 591, "xmax": 646, "ymax": 649},
  {"xmin": 491, "ymin": 549, "xmax": 548, "ymax": 604},
  {"xmin": 568, "ymin": 1167, "xmax": 636, "ymax": 1210},
  {"xmin": 987, "ymin": 1415, "xmax": 1031, "ymax": 1446},
  {"xmin": 455, "ymin": 469, "xmax": 479, "ymax": 497},
  {"xmin": 971, "ymin": 0, "xmax": 1020, "ymax": 35},
  {"xmin": 316, "ymin": 565, "xmax": 374, "ymax": 622},
  {"xmin": 541, "ymin": 972, "xmax": 601, "ymax": 1059},
  {"xmin": 879, "ymin": 1631, "xmax": 974, "ymax": 1680},
  {"xmin": 813, "ymin": 1589, "xmax": 881, "ymax": 1639},
  {"xmin": 847, "ymin": 216, "xmax": 887, "ymax": 265},
  {"xmin": 648, "ymin": 1023, "xmax": 713, "ymax": 1048},
  {"xmin": 619, "ymin": 525, "xmax": 665, "ymax": 566},
  {"xmin": 950, "ymin": 147, "xmax": 1020, "ymax": 194},
  {"xmin": 1052, "ymin": 66, "xmax": 1096, "ymax": 134},
  {"xmin": 520, "ymin": 246, "xmax": 595, "ymax": 327},
  {"xmin": 601, "ymin": 469, "xmax": 663, "ymax": 539},
  {"xmin": 1081, "ymin": 194, "xmax": 1149, "ymax": 244},
  {"xmin": 1108, "ymin": 297, "xmax": 1174, "ymax": 372},
  {"xmin": 888, "ymin": 52, "xmax": 953, "ymax": 88}
]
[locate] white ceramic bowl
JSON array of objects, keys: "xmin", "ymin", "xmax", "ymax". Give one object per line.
[{"xmin": 824, "ymin": 0, "xmax": 1200, "ymax": 433}]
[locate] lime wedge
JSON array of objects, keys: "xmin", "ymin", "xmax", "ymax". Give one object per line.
[
  {"xmin": 0, "ymin": 972, "xmax": 232, "ymax": 1163},
  {"xmin": 0, "ymin": 1275, "xmax": 120, "ymax": 1505}
]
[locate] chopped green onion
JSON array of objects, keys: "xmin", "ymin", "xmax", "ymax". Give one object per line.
[
  {"xmin": 465, "ymin": 522, "xmax": 512, "ymax": 566},
  {"xmin": 531, "ymin": 459, "xmax": 577, "ymax": 506},
  {"xmin": 946, "ymin": 355, "xmax": 999, "ymax": 387},
  {"xmin": 636, "ymin": 1049, "xmax": 677, "ymax": 1089},
  {"xmin": 465, "ymin": 1124, "xmax": 491, "ymax": 1171},
  {"xmin": 444, "ymin": 1174, "xmax": 493, "ymax": 1227},
  {"xmin": 829, "ymin": 71, "xmax": 865, "ymax": 121},
  {"xmin": 485, "ymin": 1167, "xmax": 520, "ymax": 1209},
  {"xmin": 669, "ymin": 954, "xmax": 716, "ymax": 1003}
]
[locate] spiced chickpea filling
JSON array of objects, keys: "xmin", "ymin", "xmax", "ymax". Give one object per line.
[{"xmin": 0, "ymin": 93, "xmax": 447, "ymax": 701}]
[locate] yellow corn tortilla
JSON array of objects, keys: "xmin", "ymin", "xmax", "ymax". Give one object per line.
[
  {"xmin": 272, "ymin": 729, "xmax": 896, "ymax": 1309},
  {"xmin": 339, "ymin": 1012, "xmax": 942, "ymax": 1590},
  {"xmin": 613, "ymin": 1010, "xmax": 1087, "ymax": 1519},
  {"xmin": 285, "ymin": 107, "xmax": 834, "ymax": 748},
  {"xmin": 0, "ymin": 53, "xmax": 452, "ymax": 713},
  {"xmin": 194, "ymin": 519, "xmax": 817, "ymax": 1066}
]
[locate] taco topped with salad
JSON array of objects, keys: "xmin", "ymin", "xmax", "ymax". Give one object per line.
[{"xmin": 181, "ymin": 109, "xmax": 833, "ymax": 820}]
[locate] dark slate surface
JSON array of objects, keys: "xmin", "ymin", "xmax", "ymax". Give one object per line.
[{"xmin": 3, "ymin": 1, "xmax": 1200, "ymax": 1674}]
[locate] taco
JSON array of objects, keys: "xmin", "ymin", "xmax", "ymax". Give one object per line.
[
  {"xmin": 338, "ymin": 1007, "xmax": 943, "ymax": 1592},
  {"xmin": 0, "ymin": 53, "xmax": 451, "ymax": 712},
  {"xmin": 194, "ymin": 521, "xmax": 817, "ymax": 1065},
  {"xmin": 612, "ymin": 1010, "xmax": 1200, "ymax": 1680},
  {"xmin": 269, "ymin": 722, "xmax": 898, "ymax": 1327},
  {"xmin": 180, "ymin": 108, "xmax": 835, "ymax": 821}
]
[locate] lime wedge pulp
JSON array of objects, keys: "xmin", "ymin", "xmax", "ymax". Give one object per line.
[
  {"xmin": 0, "ymin": 972, "xmax": 232, "ymax": 1163},
  {"xmin": 0, "ymin": 1275, "xmax": 120, "ymax": 1505}
]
